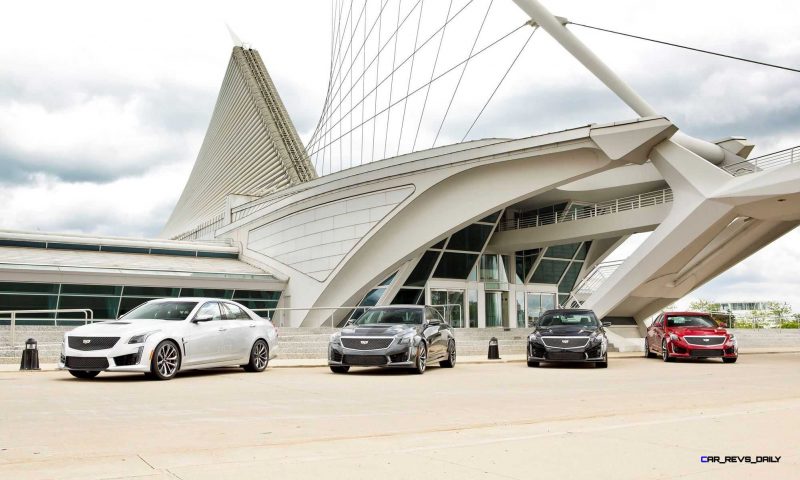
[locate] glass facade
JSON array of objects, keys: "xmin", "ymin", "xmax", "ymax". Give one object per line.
[
  {"xmin": 515, "ymin": 292, "xmax": 525, "ymax": 328},
  {"xmin": 485, "ymin": 292, "xmax": 502, "ymax": 327},
  {"xmin": 431, "ymin": 289, "xmax": 465, "ymax": 328},
  {"xmin": 525, "ymin": 292, "xmax": 557, "ymax": 327},
  {"xmin": 468, "ymin": 290, "xmax": 478, "ymax": 328},
  {"xmin": 0, "ymin": 282, "xmax": 281, "ymax": 324}
]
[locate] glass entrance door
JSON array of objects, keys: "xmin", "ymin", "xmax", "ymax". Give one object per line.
[{"xmin": 431, "ymin": 289, "xmax": 465, "ymax": 327}]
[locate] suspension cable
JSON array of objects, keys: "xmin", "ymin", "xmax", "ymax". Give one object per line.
[
  {"xmin": 308, "ymin": 21, "xmax": 529, "ymax": 157},
  {"xmin": 432, "ymin": 0, "xmax": 493, "ymax": 148},
  {"xmin": 569, "ymin": 21, "xmax": 800, "ymax": 74},
  {"xmin": 462, "ymin": 27, "xmax": 538, "ymax": 142}
]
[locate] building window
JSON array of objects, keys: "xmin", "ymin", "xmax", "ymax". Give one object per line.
[
  {"xmin": 516, "ymin": 292, "xmax": 525, "ymax": 328},
  {"xmin": 531, "ymin": 259, "xmax": 570, "ymax": 284},
  {"xmin": 433, "ymin": 252, "xmax": 479, "ymax": 279},
  {"xmin": 446, "ymin": 224, "xmax": 494, "ymax": 252},
  {"xmin": 485, "ymin": 292, "xmax": 502, "ymax": 327},
  {"xmin": 468, "ymin": 290, "xmax": 478, "ymax": 328},
  {"xmin": 404, "ymin": 250, "xmax": 441, "ymax": 287}
]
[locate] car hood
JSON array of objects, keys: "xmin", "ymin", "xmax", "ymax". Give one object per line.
[
  {"xmin": 339, "ymin": 324, "xmax": 420, "ymax": 337},
  {"xmin": 67, "ymin": 319, "xmax": 181, "ymax": 337},
  {"xmin": 669, "ymin": 327, "xmax": 729, "ymax": 336},
  {"xmin": 534, "ymin": 325, "xmax": 599, "ymax": 337}
]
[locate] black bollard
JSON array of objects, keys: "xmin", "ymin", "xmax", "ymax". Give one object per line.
[
  {"xmin": 488, "ymin": 337, "xmax": 500, "ymax": 360},
  {"xmin": 20, "ymin": 338, "xmax": 40, "ymax": 371}
]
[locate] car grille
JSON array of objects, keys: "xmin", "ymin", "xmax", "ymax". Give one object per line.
[
  {"xmin": 529, "ymin": 344, "xmax": 547, "ymax": 358},
  {"xmin": 690, "ymin": 349, "xmax": 724, "ymax": 358},
  {"xmin": 341, "ymin": 337, "xmax": 393, "ymax": 350},
  {"xmin": 68, "ymin": 336, "xmax": 120, "ymax": 351},
  {"xmin": 586, "ymin": 345, "xmax": 602, "ymax": 358},
  {"xmin": 684, "ymin": 336, "xmax": 725, "ymax": 346},
  {"xmin": 389, "ymin": 352, "xmax": 409, "ymax": 363},
  {"xmin": 547, "ymin": 351, "xmax": 586, "ymax": 361},
  {"xmin": 113, "ymin": 353, "xmax": 140, "ymax": 367},
  {"xmin": 330, "ymin": 349, "xmax": 343, "ymax": 362},
  {"xmin": 342, "ymin": 354, "xmax": 387, "ymax": 366},
  {"xmin": 65, "ymin": 356, "xmax": 109, "ymax": 370},
  {"xmin": 542, "ymin": 337, "xmax": 588, "ymax": 348}
]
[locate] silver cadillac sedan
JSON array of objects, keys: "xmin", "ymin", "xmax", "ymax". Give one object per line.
[
  {"xmin": 328, "ymin": 305, "xmax": 456, "ymax": 374},
  {"xmin": 59, "ymin": 298, "xmax": 277, "ymax": 380}
]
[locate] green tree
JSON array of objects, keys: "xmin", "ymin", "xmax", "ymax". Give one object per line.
[
  {"xmin": 767, "ymin": 301, "xmax": 792, "ymax": 327},
  {"xmin": 689, "ymin": 299, "xmax": 720, "ymax": 313}
]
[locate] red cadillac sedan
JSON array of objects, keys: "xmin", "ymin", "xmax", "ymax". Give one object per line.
[{"xmin": 645, "ymin": 311, "xmax": 738, "ymax": 363}]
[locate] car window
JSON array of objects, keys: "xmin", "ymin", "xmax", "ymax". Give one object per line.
[
  {"xmin": 122, "ymin": 301, "xmax": 199, "ymax": 321},
  {"xmin": 666, "ymin": 315, "xmax": 716, "ymax": 328},
  {"xmin": 539, "ymin": 312, "xmax": 599, "ymax": 327},
  {"xmin": 196, "ymin": 302, "xmax": 222, "ymax": 321},
  {"xmin": 353, "ymin": 308, "xmax": 423, "ymax": 325},
  {"xmin": 222, "ymin": 303, "xmax": 251, "ymax": 320}
]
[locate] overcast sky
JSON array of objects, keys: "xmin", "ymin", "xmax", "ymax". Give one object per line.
[{"xmin": 0, "ymin": 0, "xmax": 798, "ymax": 309}]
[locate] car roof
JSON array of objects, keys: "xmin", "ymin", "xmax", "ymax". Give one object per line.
[
  {"xmin": 542, "ymin": 308, "xmax": 596, "ymax": 315},
  {"xmin": 662, "ymin": 311, "xmax": 712, "ymax": 316},
  {"xmin": 369, "ymin": 304, "xmax": 424, "ymax": 309},
  {"xmin": 148, "ymin": 297, "xmax": 241, "ymax": 304}
]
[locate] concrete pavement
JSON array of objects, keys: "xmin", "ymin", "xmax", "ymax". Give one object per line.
[{"xmin": 1, "ymin": 353, "xmax": 799, "ymax": 479}]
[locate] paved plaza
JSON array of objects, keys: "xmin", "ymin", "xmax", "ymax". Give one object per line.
[{"xmin": 1, "ymin": 353, "xmax": 799, "ymax": 479}]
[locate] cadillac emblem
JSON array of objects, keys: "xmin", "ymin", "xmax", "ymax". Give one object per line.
[
  {"xmin": 360, "ymin": 340, "xmax": 369, "ymax": 345},
  {"xmin": 83, "ymin": 339, "xmax": 91, "ymax": 344}
]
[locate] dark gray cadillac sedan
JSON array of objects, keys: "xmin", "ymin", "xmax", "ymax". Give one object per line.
[{"xmin": 328, "ymin": 305, "xmax": 456, "ymax": 374}]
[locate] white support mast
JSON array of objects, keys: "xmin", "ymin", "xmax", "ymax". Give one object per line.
[{"xmin": 512, "ymin": 0, "xmax": 731, "ymax": 164}]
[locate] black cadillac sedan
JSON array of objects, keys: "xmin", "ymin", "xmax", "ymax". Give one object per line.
[
  {"xmin": 527, "ymin": 309, "xmax": 609, "ymax": 368},
  {"xmin": 328, "ymin": 305, "xmax": 456, "ymax": 374}
]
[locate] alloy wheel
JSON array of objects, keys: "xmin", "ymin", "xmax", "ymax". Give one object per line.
[
  {"xmin": 417, "ymin": 343, "xmax": 427, "ymax": 373},
  {"xmin": 157, "ymin": 343, "xmax": 179, "ymax": 378},
  {"xmin": 662, "ymin": 340, "xmax": 669, "ymax": 362},
  {"xmin": 254, "ymin": 341, "xmax": 268, "ymax": 370}
]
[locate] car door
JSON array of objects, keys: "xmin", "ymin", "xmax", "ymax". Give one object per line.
[
  {"xmin": 221, "ymin": 302, "xmax": 254, "ymax": 360},
  {"xmin": 651, "ymin": 315, "xmax": 664, "ymax": 352},
  {"xmin": 183, "ymin": 301, "xmax": 227, "ymax": 366},
  {"xmin": 423, "ymin": 307, "xmax": 444, "ymax": 360}
]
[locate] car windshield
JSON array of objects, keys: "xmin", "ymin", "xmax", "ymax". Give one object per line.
[
  {"xmin": 666, "ymin": 315, "xmax": 717, "ymax": 328},
  {"xmin": 121, "ymin": 301, "xmax": 198, "ymax": 321},
  {"xmin": 539, "ymin": 312, "xmax": 599, "ymax": 327},
  {"xmin": 352, "ymin": 308, "xmax": 422, "ymax": 325}
]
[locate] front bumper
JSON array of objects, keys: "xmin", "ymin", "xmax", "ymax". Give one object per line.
[
  {"xmin": 58, "ymin": 340, "xmax": 152, "ymax": 372},
  {"xmin": 328, "ymin": 341, "xmax": 418, "ymax": 368},
  {"xmin": 527, "ymin": 340, "xmax": 606, "ymax": 363},
  {"xmin": 666, "ymin": 337, "xmax": 738, "ymax": 358}
]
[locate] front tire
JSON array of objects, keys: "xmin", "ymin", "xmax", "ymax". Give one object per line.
[
  {"xmin": 527, "ymin": 359, "xmax": 540, "ymax": 367},
  {"xmin": 723, "ymin": 357, "xmax": 738, "ymax": 364},
  {"xmin": 645, "ymin": 338, "xmax": 657, "ymax": 358},
  {"xmin": 330, "ymin": 365, "xmax": 350, "ymax": 373},
  {"xmin": 596, "ymin": 354, "xmax": 608, "ymax": 368},
  {"xmin": 150, "ymin": 340, "xmax": 181, "ymax": 380},
  {"xmin": 440, "ymin": 340, "xmax": 456, "ymax": 368},
  {"xmin": 662, "ymin": 340, "xmax": 673, "ymax": 362},
  {"xmin": 413, "ymin": 342, "xmax": 427, "ymax": 374},
  {"xmin": 244, "ymin": 339, "xmax": 269, "ymax": 372},
  {"xmin": 69, "ymin": 370, "xmax": 100, "ymax": 379}
]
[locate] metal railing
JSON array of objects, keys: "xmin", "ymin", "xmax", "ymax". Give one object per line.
[
  {"xmin": 250, "ymin": 306, "xmax": 364, "ymax": 328},
  {"xmin": 171, "ymin": 214, "xmax": 225, "ymax": 241},
  {"xmin": 723, "ymin": 145, "xmax": 800, "ymax": 176},
  {"xmin": 0, "ymin": 309, "xmax": 95, "ymax": 350},
  {"xmin": 562, "ymin": 260, "xmax": 625, "ymax": 307},
  {"xmin": 498, "ymin": 188, "xmax": 673, "ymax": 231}
]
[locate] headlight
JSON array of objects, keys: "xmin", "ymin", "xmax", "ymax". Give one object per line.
[
  {"xmin": 589, "ymin": 332, "xmax": 604, "ymax": 343},
  {"xmin": 728, "ymin": 334, "xmax": 736, "ymax": 342},
  {"xmin": 128, "ymin": 331, "xmax": 158, "ymax": 344},
  {"xmin": 329, "ymin": 333, "xmax": 341, "ymax": 344},
  {"xmin": 669, "ymin": 333, "xmax": 680, "ymax": 341},
  {"xmin": 529, "ymin": 332, "xmax": 542, "ymax": 343},
  {"xmin": 399, "ymin": 334, "xmax": 415, "ymax": 345}
]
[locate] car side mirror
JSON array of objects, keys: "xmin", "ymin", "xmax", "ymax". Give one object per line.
[
  {"xmin": 602, "ymin": 322, "xmax": 612, "ymax": 327},
  {"xmin": 193, "ymin": 314, "xmax": 213, "ymax": 323}
]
